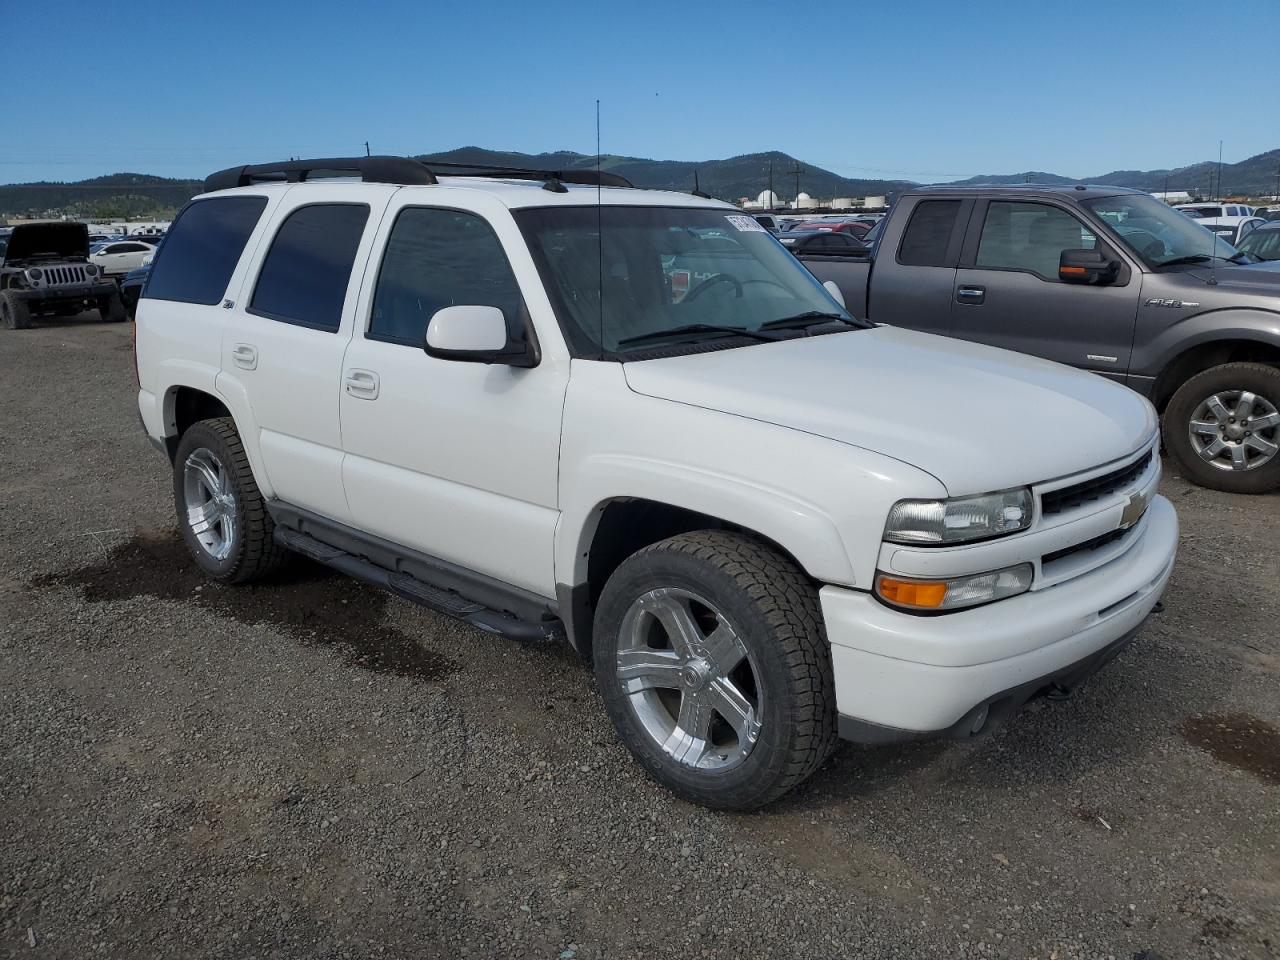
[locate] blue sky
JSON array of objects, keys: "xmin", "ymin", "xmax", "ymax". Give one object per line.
[{"xmin": 5, "ymin": 0, "xmax": 1277, "ymax": 186}]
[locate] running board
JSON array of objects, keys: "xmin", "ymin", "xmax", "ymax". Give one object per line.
[{"xmin": 273, "ymin": 526, "xmax": 562, "ymax": 644}]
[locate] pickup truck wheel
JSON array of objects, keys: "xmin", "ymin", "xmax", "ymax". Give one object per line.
[
  {"xmin": 0, "ymin": 291, "xmax": 33, "ymax": 330},
  {"xmin": 1165, "ymin": 362, "xmax": 1280, "ymax": 494},
  {"xmin": 173, "ymin": 418, "xmax": 288, "ymax": 583},
  {"xmin": 593, "ymin": 530, "xmax": 836, "ymax": 809}
]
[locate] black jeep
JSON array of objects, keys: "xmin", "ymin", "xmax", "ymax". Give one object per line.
[{"xmin": 0, "ymin": 222, "xmax": 125, "ymax": 329}]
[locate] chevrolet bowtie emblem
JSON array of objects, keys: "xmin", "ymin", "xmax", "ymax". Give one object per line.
[{"xmin": 1119, "ymin": 490, "xmax": 1150, "ymax": 529}]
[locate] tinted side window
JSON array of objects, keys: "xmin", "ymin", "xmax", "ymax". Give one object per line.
[
  {"xmin": 898, "ymin": 200, "xmax": 961, "ymax": 266},
  {"xmin": 975, "ymin": 201, "xmax": 1095, "ymax": 279},
  {"xmin": 250, "ymin": 204, "xmax": 369, "ymax": 332},
  {"xmin": 369, "ymin": 208, "xmax": 523, "ymax": 346},
  {"xmin": 146, "ymin": 196, "xmax": 267, "ymax": 305}
]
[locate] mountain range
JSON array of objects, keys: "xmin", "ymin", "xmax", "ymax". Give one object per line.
[{"xmin": 2, "ymin": 147, "xmax": 1277, "ymax": 219}]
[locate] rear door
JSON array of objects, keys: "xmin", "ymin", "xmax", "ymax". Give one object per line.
[
  {"xmin": 217, "ymin": 184, "xmax": 397, "ymax": 524},
  {"xmin": 949, "ymin": 199, "xmax": 1140, "ymax": 378},
  {"xmin": 867, "ymin": 196, "xmax": 972, "ymax": 338}
]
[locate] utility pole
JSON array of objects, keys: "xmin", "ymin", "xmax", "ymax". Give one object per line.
[
  {"xmin": 1164, "ymin": 173, "xmax": 1169, "ymax": 202},
  {"xmin": 1216, "ymin": 140, "xmax": 1224, "ymax": 200},
  {"xmin": 767, "ymin": 160, "xmax": 774, "ymax": 210},
  {"xmin": 364, "ymin": 141, "xmax": 371, "ymax": 157},
  {"xmin": 1274, "ymin": 161, "xmax": 1279, "ymax": 202},
  {"xmin": 792, "ymin": 161, "xmax": 802, "ymax": 207}
]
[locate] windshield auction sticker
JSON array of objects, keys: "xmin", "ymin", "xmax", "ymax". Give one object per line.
[{"xmin": 725, "ymin": 215, "xmax": 767, "ymax": 233}]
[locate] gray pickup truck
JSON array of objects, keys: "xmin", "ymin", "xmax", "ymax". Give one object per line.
[{"xmin": 802, "ymin": 185, "xmax": 1280, "ymax": 494}]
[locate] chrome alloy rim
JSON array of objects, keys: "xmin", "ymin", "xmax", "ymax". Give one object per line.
[
  {"xmin": 1188, "ymin": 390, "xmax": 1280, "ymax": 472},
  {"xmin": 182, "ymin": 448, "xmax": 237, "ymax": 561},
  {"xmin": 616, "ymin": 587, "xmax": 762, "ymax": 771}
]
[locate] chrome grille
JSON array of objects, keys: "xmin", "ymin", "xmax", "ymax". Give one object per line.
[{"xmin": 40, "ymin": 264, "xmax": 90, "ymax": 286}]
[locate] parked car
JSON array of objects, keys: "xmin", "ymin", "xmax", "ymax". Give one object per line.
[
  {"xmin": 750, "ymin": 213, "xmax": 783, "ymax": 234},
  {"xmin": 778, "ymin": 230, "xmax": 868, "ymax": 256},
  {"xmin": 1196, "ymin": 215, "xmax": 1267, "ymax": 247},
  {"xmin": 119, "ymin": 259, "xmax": 152, "ymax": 319},
  {"xmin": 90, "ymin": 238, "xmax": 156, "ymax": 278},
  {"xmin": 135, "ymin": 155, "xmax": 1176, "ymax": 809},
  {"xmin": 802, "ymin": 184, "xmax": 1280, "ymax": 494},
  {"xmin": 1175, "ymin": 203, "xmax": 1255, "ymax": 219},
  {"xmin": 0, "ymin": 221, "xmax": 125, "ymax": 328},
  {"xmin": 793, "ymin": 219, "xmax": 873, "ymax": 238},
  {"xmin": 1235, "ymin": 220, "xmax": 1280, "ymax": 261}
]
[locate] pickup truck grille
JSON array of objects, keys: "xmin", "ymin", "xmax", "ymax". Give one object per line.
[
  {"xmin": 1040, "ymin": 451, "xmax": 1152, "ymax": 517},
  {"xmin": 41, "ymin": 264, "xmax": 91, "ymax": 286},
  {"xmin": 1042, "ymin": 526, "xmax": 1128, "ymax": 566}
]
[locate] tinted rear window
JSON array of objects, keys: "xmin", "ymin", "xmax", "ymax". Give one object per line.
[
  {"xmin": 898, "ymin": 199, "xmax": 961, "ymax": 267},
  {"xmin": 145, "ymin": 196, "xmax": 267, "ymax": 305},
  {"xmin": 249, "ymin": 204, "xmax": 369, "ymax": 332}
]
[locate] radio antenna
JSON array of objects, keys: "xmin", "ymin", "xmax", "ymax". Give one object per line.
[{"xmin": 596, "ymin": 98, "xmax": 604, "ymax": 349}]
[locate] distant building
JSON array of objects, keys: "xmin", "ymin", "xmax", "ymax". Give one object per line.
[
  {"xmin": 863, "ymin": 195, "xmax": 887, "ymax": 209},
  {"xmin": 1152, "ymin": 191, "xmax": 1192, "ymax": 204},
  {"xmin": 792, "ymin": 192, "xmax": 814, "ymax": 210}
]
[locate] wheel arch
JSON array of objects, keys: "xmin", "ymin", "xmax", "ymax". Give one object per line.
[
  {"xmin": 556, "ymin": 496, "xmax": 832, "ymax": 660},
  {"xmin": 1150, "ymin": 332, "xmax": 1280, "ymax": 411},
  {"xmin": 162, "ymin": 385, "xmax": 234, "ymax": 461}
]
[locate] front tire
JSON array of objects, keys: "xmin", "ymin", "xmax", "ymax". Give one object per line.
[
  {"xmin": 593, "ymin": 531, "xmax": 837, "ymax": 810},
  {"xmin": 173, "ymin": 418, "xmax": 288, "ymax": 583},
  {"xmin": 1164, "ymin": 362, "xmax": 1280, "ymax": 494},
  {"xmin": 0, "ymin": 290, "xmax": 33, "ymax": 330},
  {"xmin": 99, "ymin": 291, "xmax": 127, "ymax": 323}
]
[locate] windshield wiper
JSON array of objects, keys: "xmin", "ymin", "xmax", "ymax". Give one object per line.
[
  {"xmin": 1156, "ymin": 254, "xmax": 1233, "ymax": 267},
  {"xmin": 760, "ymin": 311, "xmax": 869, "ymax": 332},
  {"xmin": 616, "ymin": 323, "xmax": 782, "ymax": 348}
]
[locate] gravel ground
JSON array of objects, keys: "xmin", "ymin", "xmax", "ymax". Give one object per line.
[{"xmin": 2, "ymin": 318, "xmax": 1278, "ymax": 960}]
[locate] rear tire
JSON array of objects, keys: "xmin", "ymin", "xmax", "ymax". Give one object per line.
[
  {"xmin": 99, "ymin": 291, "xmax": 127, "ymax": 323},
  {"xmin": 1164, "ymin": 362, "xmax": 1280, "ymax": 494},
  {"xmin": 173, "ymin": 418, "xmax": 288, "ymax": 583},
  {"xmin": 0, "ymin": 290, "xmax": 33, "ymax": 330},
  {"xmin": 593, "ymin": 530, "xmax": 837, "ymax": 810}
]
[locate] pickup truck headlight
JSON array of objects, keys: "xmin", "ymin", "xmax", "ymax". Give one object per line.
[
  {"xmin": 876, "ymin": 563, "xmax": 1033, "ymax": 612},
  {"xmin": 884, "ymin": 488, "xmax": 1033, "ymax": 546}
]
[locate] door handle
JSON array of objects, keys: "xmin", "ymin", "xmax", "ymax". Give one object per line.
[
  {"xmin": 956, "ymin": 285, "xmax": 986, "ymax": 305},
  {"xmin": 231, "ymin": 343, "xmax": 258, "ymax": 370},
  {"xmin": 344, "ymin": 369, "xmax": 380, "ymax": 400}
]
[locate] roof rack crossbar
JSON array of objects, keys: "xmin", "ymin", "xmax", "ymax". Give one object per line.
[
  {"xmin": 204, "ymin": 156, "xmax": 438, "ymax": 193},
  {"xmin": 418, "ymin": 160, "xmax": 633, "ymax": 189}
]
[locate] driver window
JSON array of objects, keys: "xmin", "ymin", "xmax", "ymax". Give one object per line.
[
  {"xmin": 975, "ymin": 201, "xmax": 1095, "ymax": 280},
  {"xmin": 369, "ymin": 208, "xmax": 524, "ymax": 347}
]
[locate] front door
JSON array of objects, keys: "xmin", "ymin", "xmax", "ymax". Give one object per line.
[
  {"xmin": 949, "ymin": 199, "xmax": 1139, "ymax": 379},
  {"xmin": 338, "ymin": 199, "xmax": 567, "ymax": 598}
]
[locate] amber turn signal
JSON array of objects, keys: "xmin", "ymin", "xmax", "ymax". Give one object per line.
[{"xmin": 876, "ymin": 576, "xmax": 948, "ymax": 609}]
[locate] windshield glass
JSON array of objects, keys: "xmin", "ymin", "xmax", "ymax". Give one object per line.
[
  {"xmin": 516, "ymin": 206, "xmax": 853, "ymax": 355},
  {"xmin": 1237, "ymin": 228, "xmax": 1280, "ymax": 261},
  {"xmin": 1084, "ymin": 194, "xmax": 1240, "ymax": 266}
]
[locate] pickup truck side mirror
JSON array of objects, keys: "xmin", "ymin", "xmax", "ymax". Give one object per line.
[
  {"xmin": 1059, "ymin": 248, "xmax": 1119, "ymax": 285},
  {"xmin": 424, "ymin": 305, "xmax": 539, "ymax": 368}
]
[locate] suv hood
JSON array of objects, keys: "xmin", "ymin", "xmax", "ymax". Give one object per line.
[
  {"xmin": 622, "ymin": 327, "xmax": 1156, "ymax": 495},
  {"xmin": 2, "ymin": 222, "xmax": 89, "ymax": 264}
]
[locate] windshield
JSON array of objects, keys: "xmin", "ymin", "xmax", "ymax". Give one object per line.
[
  {"xmin": 1084, "ymin": 194, "xmax": 1240, "ymax": 267},
  {"xmin": 516, "ymin": 206, "xmax": 854, "ymax": 355},
  {"xmin": 1237, "ymin": 228, "xmax": 1280, "ymax": 261}
]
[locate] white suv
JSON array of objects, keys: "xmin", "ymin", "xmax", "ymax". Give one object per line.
[{"xmin": 135, "ymin": 156, "xmax": 1178, "ymax": 809}]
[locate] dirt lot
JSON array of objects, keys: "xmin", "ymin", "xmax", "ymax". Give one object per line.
[{"xmin": 2, "ymin": 319, "xmax": 1278, "ymax": 960}]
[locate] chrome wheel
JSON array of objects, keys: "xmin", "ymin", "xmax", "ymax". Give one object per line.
[
  {"xmin": 616, "ymin": 587, "xmax": 762, "ymax": 771},
  {"xmin": 1188, "ymin": 390, "xmax": 1280, "ymax": 472},
  {"xmin": 182, "ymin": 448, "xmax": 237, "ymax": 561}
]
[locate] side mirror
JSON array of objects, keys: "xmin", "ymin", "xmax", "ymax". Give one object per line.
[
  {"xmin": 822, "ymin": 280, "xmax": 846, "ymax": 309},
  {"xmin": 424, "ymin": 305, "xmax": 538, "ymax": 367},
  {"xmin": 1059, "ymin": 248, "xmax": 1119, "ymax": 285}
]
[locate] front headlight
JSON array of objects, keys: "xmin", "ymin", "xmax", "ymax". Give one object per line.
[
  {"xmin": 876, "ymin": 563, "xmax": 1034, "ymax": 612},
  {"xmin": 85, "ymin": 263, "xmax": 99, "ymax": 276},
  {"xmin": 27, "ymin": 267, "xmax": 43, "ymax": 281},
  {"xmin": 884, "ymin": 488, "xmax": 1033, "ymax": 546}
]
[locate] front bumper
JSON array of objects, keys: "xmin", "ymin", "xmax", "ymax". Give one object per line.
[
  {"xmin": 823, "ymin": 494, "xmax": 1177, "ymax": 740},
  {"xmin": 15, "ymin": 281, "xmax": 116, "ymax": 302}
]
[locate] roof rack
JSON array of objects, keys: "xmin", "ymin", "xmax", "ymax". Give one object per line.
[{"xmin": 204, "ymin": 155, "xmax": 635, "ymax": 193}]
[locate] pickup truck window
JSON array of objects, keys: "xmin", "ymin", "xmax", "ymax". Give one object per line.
[
  {"xmin": 898, "ymin": 200, "xmax": 960, "ymax": 267},
  {"xmin": 517, "ymin": 206, "xmax": 853, "ymax": 356},
  {"xmin": 146, "ymin": 196, "xmax": 266, "ymax": 306},
  {"xmin": 249, "ymin": 203, "xmax": 370, "ymax": 333},
  {"xmin": 975, "ymin": 201, "xmax": 1095, "ymax": 280},
  {"xmin": 369, "ymin": 208, "xmax": 523, "ymax": 346},
  {"xmin": 1084, "ymin": 194, "xmax": 1239, "ymax": 267}
]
